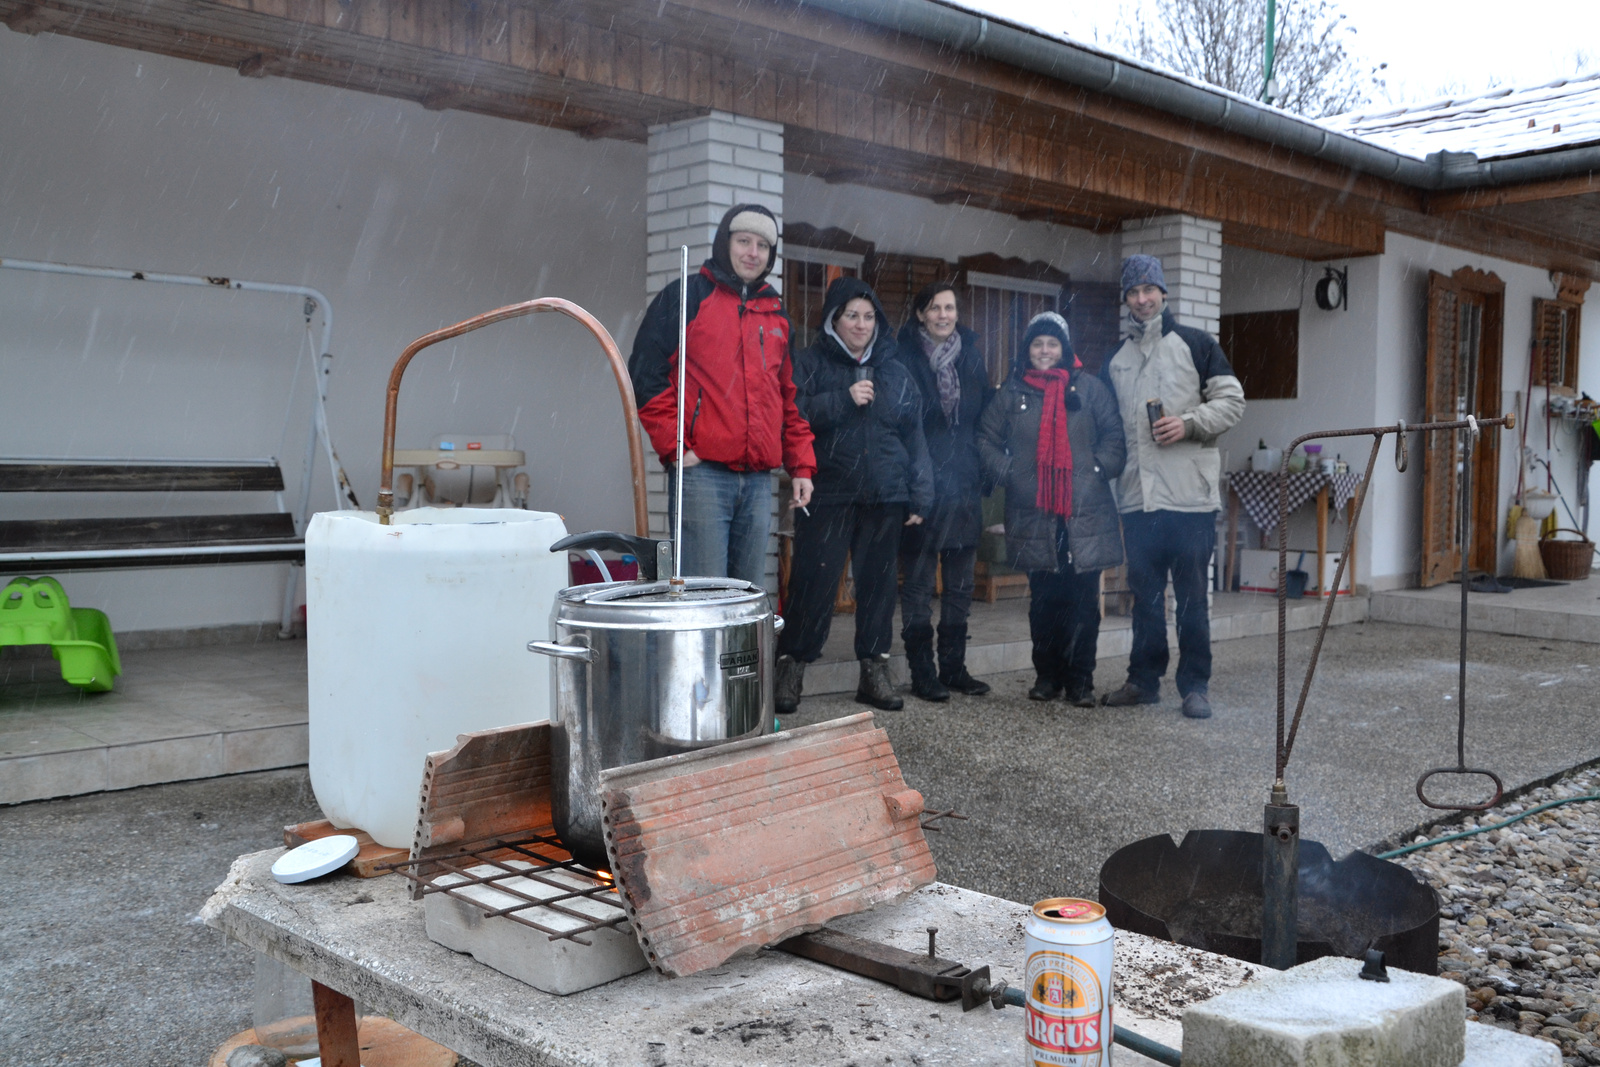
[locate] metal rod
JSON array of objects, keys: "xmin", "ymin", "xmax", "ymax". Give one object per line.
[
  {"xmin": 1272, "ymin": 414, "xmax": 1514, "ymax": 782},
  {"xmin": 376, "ymin": 298, "xmax": 647, "ymax": 532},
  {"xmin": 0, "ymin": 545, "xmax": 302, "ymax": 563},
  {"xmin": 672, "ymin": 245, "xmax": 689, "ymax": 589},
  {"xmin": 1261, "ymin": 790, "xmax": 1300, "ymax": 970},
  {"xmin": 1458, "ymin": 421, "xmax": 1476, "ymax": 765}
]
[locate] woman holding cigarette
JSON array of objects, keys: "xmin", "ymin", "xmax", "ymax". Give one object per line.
[
  {"xmin": 776, "ymin": 277, "xmax": 933, "ymax": 715},
  {"xmin": 978, "ymin": 312, "xmax": 1125, "ymax": 705}
]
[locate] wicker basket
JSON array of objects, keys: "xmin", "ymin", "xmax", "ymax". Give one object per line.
[{"xmin": 1539, "ymin": 529, "xmax": 1595, "ymax": 580}]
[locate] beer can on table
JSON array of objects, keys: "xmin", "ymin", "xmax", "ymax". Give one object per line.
[{"xmin": 1024, "ymin": 898, "xmax": 1114, "ymax": 1067}]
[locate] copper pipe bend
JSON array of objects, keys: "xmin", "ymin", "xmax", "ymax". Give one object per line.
[{"xmin": 376, "ymin": 298, "xmax": 648, "ymax": 534}]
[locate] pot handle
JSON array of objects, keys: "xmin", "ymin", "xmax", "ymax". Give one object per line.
[
  {"xmin": 774, "ymin": 614, "xmax": 785, "ymax": 633},
  {"xmin": 527, "ymin": 640, "xmax": 594, "ymax": 662}
]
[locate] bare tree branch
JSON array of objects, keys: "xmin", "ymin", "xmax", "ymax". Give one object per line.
[{"xmin": 1111, "ymin": 0, "xmax": 1381, "ymax": 118}]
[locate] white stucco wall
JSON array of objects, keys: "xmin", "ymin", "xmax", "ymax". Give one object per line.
[
  {"xmin": 1218, "ymin": 236, "xmax": 1571, "ymax": 592},
  {"xmin": 786, "ymin": 173, "xmax": 1120, "ymax": 282},
  {"xmin": 0, "ymin": 30, "xmax": 647, "ymax": 632}
]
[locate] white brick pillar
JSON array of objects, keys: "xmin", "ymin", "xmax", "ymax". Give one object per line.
[
  {"xmin": 1118, "ymin": 215, "xmax": 1222, "ymax": 336},
  {"xmin": 643, "ymin": 112, "xmax": 784, "ymax": 591},
  {"xmin": 645, "ymin": 110, "xmax": 784, "ymax": 297}
]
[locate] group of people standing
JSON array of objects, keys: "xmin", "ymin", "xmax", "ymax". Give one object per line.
[{"xmin": 628, "ymin": 204, "xmax": 1245, "ymax": 723}]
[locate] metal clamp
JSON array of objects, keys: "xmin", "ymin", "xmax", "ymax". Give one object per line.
[
  {"xmin": 1394, "ymin": 420, "xmax": 1409, "ymax": 473},
  {"xmin": 527, "ymin": 640, "xmax": 594, "ymax": 662}
]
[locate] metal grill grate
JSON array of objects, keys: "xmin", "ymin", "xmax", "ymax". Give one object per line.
[{"xmin": 382, "ymin": 831, "xmax": 628, "ymax": 945}]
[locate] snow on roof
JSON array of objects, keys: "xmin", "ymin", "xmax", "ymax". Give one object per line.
[{"xmin": 1322, "ymin": 74, "xmax": 1600, "ymax": 162}]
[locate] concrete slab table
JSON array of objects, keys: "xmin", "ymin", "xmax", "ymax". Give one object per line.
[{"xmin": 204, "ymin": 847, "xmax": 1257, "ymax": 1066}]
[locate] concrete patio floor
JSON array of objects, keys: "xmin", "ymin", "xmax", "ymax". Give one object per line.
[
  {"xmin": 3, "ymin": 617, "xmax": 1598, "ymax": 1066},
  {"xmin": 0, "ymin": 590, "xmax": 1365, "ymax": 806},
  {"xmin": 1373, "ymin": 574, "xmax": 1600, "ymax": 642}
]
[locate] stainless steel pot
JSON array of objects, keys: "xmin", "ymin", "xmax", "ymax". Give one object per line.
[{"xmin": 528, "ymin": 571, "xmax": 779, "ymax": 870}]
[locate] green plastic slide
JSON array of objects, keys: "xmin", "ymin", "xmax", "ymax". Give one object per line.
[{"xmin": 0, "ymin": 576, "xmax": 121, "ymax": 692}]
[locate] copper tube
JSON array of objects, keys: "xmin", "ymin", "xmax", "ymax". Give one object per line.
[{"xmin": 376, "ymin": 298, "xmax": 647, "ymax": 534}]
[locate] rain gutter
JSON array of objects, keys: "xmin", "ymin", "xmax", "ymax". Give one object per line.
[{"xmin": 796, "ymin": 0, "xmax": 1600, "ymax": 190}]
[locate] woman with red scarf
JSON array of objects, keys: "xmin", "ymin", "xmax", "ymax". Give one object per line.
[{"xmin": 977, "ymin": 312, "xmax": 1126, "ymax": 705}]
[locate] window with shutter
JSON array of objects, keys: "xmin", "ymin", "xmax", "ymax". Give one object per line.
[{"xmin": 1533, "ymin": 297, "xmax": 1581, "ymax": 395}]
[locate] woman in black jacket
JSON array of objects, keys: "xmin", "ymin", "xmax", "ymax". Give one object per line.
[
  {"xmin": 977, "ymin": 312, "xmax": 1126, "ymax": 705},
  {"xmin": 776, "ymin": 277, "xmax": 934, "ymax": 714},
  {"xmin": 892, "ymin": 282, "xmax": 995, "ymax": 702}
]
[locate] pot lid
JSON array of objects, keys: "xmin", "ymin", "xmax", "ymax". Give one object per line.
[{"xmin": 561, "ymin": 577, "xmax": 767, "ymax": 607}]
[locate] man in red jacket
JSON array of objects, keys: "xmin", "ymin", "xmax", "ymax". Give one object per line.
[{"xmin": 628, "ymin": 204, "xmax": 816, "ymax": 585}]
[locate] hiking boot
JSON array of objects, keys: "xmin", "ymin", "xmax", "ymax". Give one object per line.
[
  {"xmin": 1028, "ymin": 677, "xmax": 1064, "ymax": 701},
  {"xmin": 775, "ymin": 654, "xmax": 804, "ymax": 715},
  {"xmin": 856, "ymin": 655, "xmax": 904, "ymax": 711},
  {"xmin": 1065, "ymin": 685, "xmax": 1097, "ymax": 708},
  {"xmin": 941, "ymin": 668, "xmax": 991, "ymax": 696},
  {"xmin": 1101, "ymin": 683, "xmax": 1159, "ymax": 707},
  {"xmin": 936, "ymin": 623, "xmax": 989, "ymax": 695},
  {"xmin": 1181, "ymin": 692, "xmax": 1213, "ymax": 719},
  {"xmin": 903, "ymin": 623, "xmax": 950, "ymax": 702}
]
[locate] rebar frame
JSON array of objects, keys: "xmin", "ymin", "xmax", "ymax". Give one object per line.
[{"xmin": 381, "ymin": 831, "xmax": 628, "ymax": 945}]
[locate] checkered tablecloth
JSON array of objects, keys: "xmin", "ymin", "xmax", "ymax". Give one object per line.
[{"xmin": 1228, "ymin": 470, "xmax": 1366, "ymax": 533}]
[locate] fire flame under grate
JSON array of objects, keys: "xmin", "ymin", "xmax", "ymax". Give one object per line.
[{"xmin": 383, "ymin": 831, "xmax": 628, "ymax": 945}]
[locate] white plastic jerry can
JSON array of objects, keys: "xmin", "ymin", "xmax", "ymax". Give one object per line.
[{"xmin": 305, "ymin": 507, "xmax": 568, "ymax": 848}]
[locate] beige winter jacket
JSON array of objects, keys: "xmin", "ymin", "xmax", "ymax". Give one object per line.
[{"xmin": 1101, "ymin": 306, "xmax": 1246, "ymax": 514}]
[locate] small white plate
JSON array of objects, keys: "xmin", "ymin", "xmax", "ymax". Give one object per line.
[{"xmin": 271, "ymin": 835, "xmax": 361, "ymax": 884}]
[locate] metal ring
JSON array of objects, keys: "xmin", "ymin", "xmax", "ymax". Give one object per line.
[
  {"xmin": 1416, "ymin": 767, "xmax": 1504, "ymax": 811},
  {"xmin": 1393, "ymin": 421, "xmax": 1409, "ymax": 473}
]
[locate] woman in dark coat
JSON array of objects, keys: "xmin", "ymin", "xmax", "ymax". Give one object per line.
[
  {"xmin": 977, "ymin": 312, "xmax": 1126, "ymax": 705},
  {"xmin": 776, "ymin": 277, "xmax": 934, "ymax": 714},
  {"xmin": 892, "ymin": 282, "xmax": 995, "ymax": 702}
]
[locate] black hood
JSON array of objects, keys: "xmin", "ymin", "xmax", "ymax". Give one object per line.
[
  {"xmin": 708, "ymin": 204, "xmax": 778, "ymax": 290},
  {"xmin": 816, "ymin": 276, "xmax": 894, "ymax": 363}
]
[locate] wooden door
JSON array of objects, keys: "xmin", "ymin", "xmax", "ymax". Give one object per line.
[{"xmin": 1421, "ymin": 269, "xmax": 1504, "ymax": 587}]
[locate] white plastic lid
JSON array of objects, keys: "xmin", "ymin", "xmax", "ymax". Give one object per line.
[{"xmin": 271, "ymin": 835, "xmax": 360, "ymax": 884}]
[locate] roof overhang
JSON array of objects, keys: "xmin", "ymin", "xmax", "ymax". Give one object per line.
[{"xmin": 3, "ymin": 0, "xmax": 1596, "ymax": 275}]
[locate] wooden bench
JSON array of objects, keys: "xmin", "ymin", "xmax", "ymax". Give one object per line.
[{"xmin": 0, "ymin": 459, "xmax": 305, "ymax": 571}]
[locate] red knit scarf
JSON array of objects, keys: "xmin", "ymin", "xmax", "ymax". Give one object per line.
[{"xmin": 1023, "ymin": 366, "xmax": 1076, "ymax": 519}]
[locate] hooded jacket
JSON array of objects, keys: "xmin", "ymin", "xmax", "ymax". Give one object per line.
[
  {"xmin": 891, "ymin": 320, "xmax": 993, "ymax": 550},
  {"xmin": 628, "ymin": 204, "xmax": 816, "ymax": 479},
  {"xmin": 1100, "ymin": 305, "xmax": 1244, "ymax": 513},
  {"xmin": 792, "ymin": 278, "xmax": 934, "ymax": 513},
  {"xmin": 977, "ymin": 354, "xmax": 1126, "ymax": 574}
]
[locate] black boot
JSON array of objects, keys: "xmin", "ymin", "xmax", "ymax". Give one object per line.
[
  {"xmin": 903, "ymin": 623, "xmax": 950, "ymax": 702},
  {"xmin": 938, "ymin": 623, "xmax": 991, "ymax": 696},
  {"xmin": 855, "ymin": 654, "xmax": 904, "ymax": 711},
  {"xmin": 775, "ymin": 654, "xmax": 805, "ymax": 716}
]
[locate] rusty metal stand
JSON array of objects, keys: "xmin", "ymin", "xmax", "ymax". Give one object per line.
[{"xmin": 1264, "ymin": 413, "xmax": 1514, "ymax": 969}]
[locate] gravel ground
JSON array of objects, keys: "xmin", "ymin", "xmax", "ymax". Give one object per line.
[{"xmin": 1398, "ymin": 764, "xmax": 1600, "ymax": 1066}]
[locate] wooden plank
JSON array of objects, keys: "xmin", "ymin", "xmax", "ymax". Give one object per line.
[
  {"xmin": 284, "ymin": 819, "xmax": 410, "ymax": 879},
  {"xmin": 0, "ymin": 462, "xmax": 285, "ymax": 493},
  {"xmin": 407, "ymin": 721, "xmax": 553, "ymax": 899},
  {"xmin": 1430, "ymin": 173, "xmax": 1600, "ymax": 213},
  {"xmin": 601, "ymin": 713, "xmax": 936, "ymax": 978}
]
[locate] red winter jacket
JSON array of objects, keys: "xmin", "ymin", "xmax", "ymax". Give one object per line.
[{"xmin": 629, "ymin": 263, "xmax": 816, "ymax": 478}]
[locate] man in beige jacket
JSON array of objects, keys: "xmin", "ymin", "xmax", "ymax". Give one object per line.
[{"xmin": 1099, "ymin": 255, "xmax": 1245, "ymax": 719}]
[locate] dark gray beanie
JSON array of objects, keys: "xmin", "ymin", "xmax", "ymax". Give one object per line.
[{"xmin": 1121, "ymin": 254, "xmax": 1168, "ymax": 296}]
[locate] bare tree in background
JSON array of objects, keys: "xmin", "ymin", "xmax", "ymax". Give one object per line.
[{"xmin": 1113, "ymin": 0, "xmax": 1380, "ymax": 118}]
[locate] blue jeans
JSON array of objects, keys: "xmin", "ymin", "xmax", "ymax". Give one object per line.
[
  {"xmin": 666, "ymin": 462, "xmax": 774, "ymax": 586},
  {"xmin": 1123, "ymin": 510, "xmax": 1216, "ymax": 697}
]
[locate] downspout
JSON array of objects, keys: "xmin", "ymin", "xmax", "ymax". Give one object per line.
[{"xmin": 797, "ymin": 0, "xmax": 1600, "ymax": 190}]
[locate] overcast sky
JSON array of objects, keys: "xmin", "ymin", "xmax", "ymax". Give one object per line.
[{"xmin": 973, "ymin": 0, "xmax": 1600, "ymax": 111}]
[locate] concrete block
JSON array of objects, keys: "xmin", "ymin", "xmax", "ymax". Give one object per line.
[
  {"xmin": 729, "ymin": 112, "xmax": 783, "ymax": 132},
  {"xmin": 759, "ymin": 171, "xmax": 783, "ymax": 194},
  {"xmin": 733, "ymin": 146, "xmax": 784, "ymax": 172},
  {"xmin": 424, "ymin": 861, "xmax": 648, "ymax": 995},
  {"xmin": 758, "ymin": 130, "xmax": 784, "ymax": 153},
  {"xmin": 1460, "ymin": 1020, "xmax": 1561, "ymax": 1066},
  {"xmin": 1181, "ymin": 955, "xmax": 1466, "ymax": 1067}
]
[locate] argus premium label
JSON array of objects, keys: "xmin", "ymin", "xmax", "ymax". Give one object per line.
[{"xmin": 1024, "ymin": 898, "xmax": 1113, "ymax": 1067}]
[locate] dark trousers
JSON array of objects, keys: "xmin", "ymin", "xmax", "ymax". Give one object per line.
[
  {"xmin": 1123, "ymin": 510, "xmax": 1216, "ymax": 697},
  {"xmin": 1027, "ymin": 521, "xmax": 1102, "ymax": 692},
  {"xmin": 779, "ymin": 503, "xmax": 905, "ymax": 662},
  {"xmin": 899, "ymin": 542, "xmax": 977, "ymax": 635}
]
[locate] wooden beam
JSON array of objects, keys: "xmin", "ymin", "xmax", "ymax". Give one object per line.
[
  {"xmin": 1428, "ymin": 173, "xmax": 1600, "ymax": 213},
  {"xmin": 4, "ymin": 3, "xmax": 71, "ymax": 33}
]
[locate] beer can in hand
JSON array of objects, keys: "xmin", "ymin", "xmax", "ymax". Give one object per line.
[{"xmin": 1024, "ymin": 898, "xmax": 1114, "ymax": 1066}]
